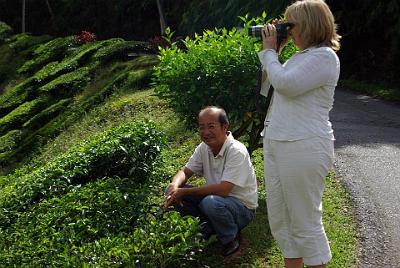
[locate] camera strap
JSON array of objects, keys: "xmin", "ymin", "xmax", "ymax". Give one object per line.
[{"xmin": 254, "ymin": 66, "xmax": 274, "ymax": 116}]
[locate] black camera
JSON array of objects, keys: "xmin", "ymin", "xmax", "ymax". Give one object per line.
[{"xmin": 248, "ymin": 23, "xmax": 294, "ymax": 47}]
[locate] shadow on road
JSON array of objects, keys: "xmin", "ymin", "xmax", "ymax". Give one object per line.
[{"xmin": 331, "ymin": 87, "xmax": 400, "ymax": 149}]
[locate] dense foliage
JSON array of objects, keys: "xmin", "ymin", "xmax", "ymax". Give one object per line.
[
  {"xmin": 0, "ymin": 121, "xmax": 204, "ymax": 266},
  {"xmin": 0, "ymin": 24, "xmax": 209, "ymax": 266},
  {"xmin": 154, "ymin": 28, "xmax": 259, "ymax": 128},
  {"xmin": 154, "ymin": 16, "xmax": 297, "ymax": 153},
  {"xmin": 0, "ymin": 121, "xmax": 166, "ymax": 225},
  {"xmin": 0, "ymin": 28, "xmax": 157, "ymax": 170}
]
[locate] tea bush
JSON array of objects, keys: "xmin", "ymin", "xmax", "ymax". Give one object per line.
[
  {"xmin": 38, "ymin": 65, "xmax": 93, "ymax": 96},
  {"xmin": 154, "ymin": 20, "xmax": 297, "ymax": 152},
  {"xmin": 0, "ymin": 129, "xmax": 22, "ymax": 153},
  {"xmin": 132, "ymin": 211, "xmax": 204, "ymax": 267},
  {"xmin": 154, "ymin": 27, "xmax": 260, "ymax": 129},
  {"xmin": 93, "ymin": 40, "xmax": 154, "ymax": 63},
  {"xmin": 7, "ymin": 33, "xmax": 52, "ymax": 53},
  {"xmin": 32, "ymin": 39, "xmax": 115, "ymax": 85},
  {"xmin": 0, "ymin": 96, "xmax": 50, "ymax": 136},
  {"xmin": 0, "ymin": 121, "xmax": 167, "ymax": 227},
  {"xmin": 18, "ymin": 36, "xmax": 76, "ymax": 75},
  {"xmin": 0, "ymin": 207, "xmax": 203, "ymax": 267},
  {"xmin": 0, "ymin": 21, "xmax": 12, "ymax": 43},
  {"xmin": 1, "ymin": 56, "xmax": 159, "ymax": 168},
  {"xmin": 0, "ymin": 38, "xmax": 157, "ymax": 167},
  {"xmin": 0, "ymin": 120, "xmax": 206, "ymax": 267},
  {"xmin": 22, "ymin": 98, "xmax": 72, "ymax": 130},
  {"xmin": 0, "ymin": 176, "xmax": 153, "ymax": 266},
  {"xmin": 0, "ymin": 78, "xmax": 36, "ymax": 117},
  {"xmin": 35, "ymin": 58, "xmax": 156, "ymax": 137}
]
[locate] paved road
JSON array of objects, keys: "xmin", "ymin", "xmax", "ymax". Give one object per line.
[{"xmin": 331, "ymin": 87, "xmax": 400, "ymax": 267}]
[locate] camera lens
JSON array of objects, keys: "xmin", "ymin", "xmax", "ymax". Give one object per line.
[
  {"xmin": 247, "ymin": 23, "xmax": 293, "ymax": 39},
  {"xmin": 248, "ymin": 25, "xmax": 264, "ymax": 38}
]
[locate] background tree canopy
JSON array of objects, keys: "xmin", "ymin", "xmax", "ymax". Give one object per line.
[{"xmin": 0, "ymin": 0, "xmax": 400, "ymax": 85}]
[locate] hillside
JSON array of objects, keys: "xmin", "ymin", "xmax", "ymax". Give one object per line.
[{"xmin": 0, "ymin": 23, "xmax": 358, "ymax": 267}]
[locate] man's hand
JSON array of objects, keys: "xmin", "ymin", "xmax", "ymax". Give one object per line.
[
  {"xmin": 170, "ymin": 188, "xmax": 185, "ymax": 204},
  {"xmin": 163, "ymin": 184, "xmax": 177, "ymax": 209},
  {"xmin": 163, "ymin": 194, "xmax": 174, "ymax": 209},
  {"xmin": 163, "ymin": 187, "xmax": 186, "ymax": 209},
  {"xmin": 162, "ymin": 167, "xmax": 192, "ymax": 209}
]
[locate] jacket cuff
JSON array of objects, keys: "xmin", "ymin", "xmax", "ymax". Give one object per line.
[{"xmin": 258, "ymin": 49, "xmax": 278, "ymax": 71}]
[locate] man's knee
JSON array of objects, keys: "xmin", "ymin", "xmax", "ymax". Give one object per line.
[{"xmin": 199, "ymin": 195, "xmax": 225, "ymax": 216}]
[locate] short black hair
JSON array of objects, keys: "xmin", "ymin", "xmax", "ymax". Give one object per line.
[{"xmin": 199, "ymin": 106, "xmax": 229, "ymax": 125}]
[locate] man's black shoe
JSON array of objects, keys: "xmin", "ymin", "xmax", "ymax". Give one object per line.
[
  {"xmin": 201, "ymin": 223, "xmax": 216, "ymax": 240},
  {"xmin": 222, "ymin": 237, "xmax": 240, "ymax": 256}
]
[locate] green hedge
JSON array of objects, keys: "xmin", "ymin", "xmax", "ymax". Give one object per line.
[
  {"xmin": 7, "ymin": 33, "xmax": 52, "ymax": 53},
  {"xmin": 0, "ymin": 121, "xmax": 167, "ymax": 227},
  {"xmin": 92, "ymin": 40, "xmax": 153, "ymax": 63},
  {"xmin": 0, "ymin": 78, "xmax": 35, "ymax": 117},
  {"xmin": 154, "ymin": 28, "xmax": 260, "ymax": 129},
  {"xmin": 38, "ymin": 65, "xmax": 93, "ymax": 96},
  {"xmin": 154, "ymin": 22, "xmax": 296, "ymax": 152},
  {"xmin": 32, "ymin": 39, "xmax": 115, "ymax": 85},
  {"xmin": 18, "ymin": 36, "xmax": 75, "ymax": 75},
  {"xmin": 0, "ymin": 177, "xmax": 153, "ymax": 266},
  {"xmin": 22, "ymin": 98, "xmax": 72, "ymax": 130},
  {"xmin": 0, "ymin": 129, "xmax": 22, "ymax": 153},
  {"xmin": 0, "ymin": 96, "xmax": 50, "ymax": 136}
]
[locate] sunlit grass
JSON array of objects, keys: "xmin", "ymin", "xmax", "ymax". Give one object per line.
[{"xmin": 340, "ymin": 79, "xmax": 400, "ymax": 102}]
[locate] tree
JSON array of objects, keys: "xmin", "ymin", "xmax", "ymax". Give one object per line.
[
  {"xmin": 21, "ymin": 0, "xmax": 25, "ymax": 32},
  {"xmin": 44, "ymin": 0, "xmax": 57, "ymax": 33},
  {"xmin": 156, "ymin": 0, "xmax": 167, "ymax": 35}
]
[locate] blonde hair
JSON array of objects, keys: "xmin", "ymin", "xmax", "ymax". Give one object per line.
[{"xmin": 284, "ymin": 0, "xmax": 341, "ymax": 51}]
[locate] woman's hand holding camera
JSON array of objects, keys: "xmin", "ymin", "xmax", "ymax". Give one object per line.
[{"xmin": 262, "ymin": 18, "xmax": 289, "ymax": 54}]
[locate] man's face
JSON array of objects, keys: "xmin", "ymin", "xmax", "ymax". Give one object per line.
[{"xmin": 198, "ymin": 110, "xmax": 228, "ymax": 149}]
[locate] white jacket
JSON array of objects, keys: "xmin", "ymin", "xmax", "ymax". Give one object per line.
[{"xmin": 258, "ymin": 46, "xmax": 340, "ymax": 141}]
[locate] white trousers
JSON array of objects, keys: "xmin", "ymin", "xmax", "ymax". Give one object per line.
[{"xmin": 263, "ymin": 136, "xmax": 333, "ymax": 266}]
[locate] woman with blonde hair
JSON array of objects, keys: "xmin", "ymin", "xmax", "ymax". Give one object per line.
[{"xmin": 257, "ymin": 0, "xmax": 341, "ymax": 267}]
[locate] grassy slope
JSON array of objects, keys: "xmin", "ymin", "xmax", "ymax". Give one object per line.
[{"xmin": 0, "ymin": 33, "xmax": 358, "ymax": 266}]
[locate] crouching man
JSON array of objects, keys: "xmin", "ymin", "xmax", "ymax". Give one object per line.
[{"xmin": 163, "ymin": 106, "xmax": 258, "ymax": 257}]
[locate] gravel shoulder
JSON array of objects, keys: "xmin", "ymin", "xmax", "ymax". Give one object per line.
[{"xmin": 331, "ymin": 87, "xmax": 400, "ymax": 267}]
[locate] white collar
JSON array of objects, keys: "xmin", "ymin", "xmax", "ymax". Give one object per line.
[{"xmin": 207, "ymin": 131, "xmax": 234, "ymax": 158}]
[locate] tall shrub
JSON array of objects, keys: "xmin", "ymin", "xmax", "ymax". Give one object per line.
[{"xmin": 153, "ymin": 17, "xmax": 296, "ymax": 153}]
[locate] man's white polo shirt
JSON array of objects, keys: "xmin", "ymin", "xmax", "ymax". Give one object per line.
[{"xmin": 186, "ymin": 132, "xmax": 258, "ymax": 209}]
